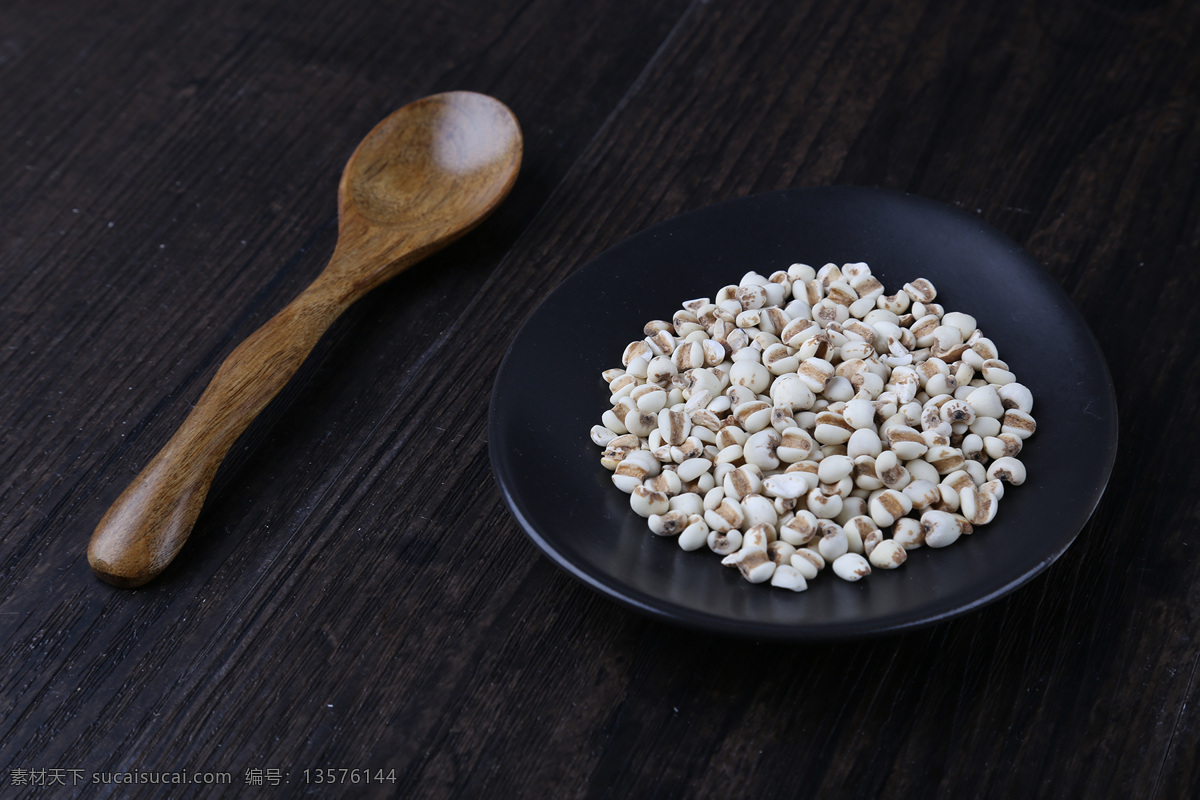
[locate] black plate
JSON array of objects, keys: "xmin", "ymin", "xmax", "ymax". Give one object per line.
[{"xmin": 488, "ymin": 187, "xmax": 1117, "ymax": 641}]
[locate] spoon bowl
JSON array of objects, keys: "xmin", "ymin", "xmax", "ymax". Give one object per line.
[
  {"xmin": 344, "ymin": 93, "xmax": 520, "ymax": 232},
  {"xmin": 88, "ymin": 91, "xmax": 522, "ymax": 587}
]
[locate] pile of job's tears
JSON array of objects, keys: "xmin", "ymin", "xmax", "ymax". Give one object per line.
[{"xmin": 591, "ymin": 262, "xmax": 1036, "ymax": 592}]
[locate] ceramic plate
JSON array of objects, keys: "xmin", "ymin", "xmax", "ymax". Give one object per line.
[{"xmin": 489, "ymin": 187, "xmax": 1117, "ymax": 641}]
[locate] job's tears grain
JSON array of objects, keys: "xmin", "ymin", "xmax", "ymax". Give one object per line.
[{"xmin": 594, "ymin": 263, "xmax": 1035, "ymax": 592}]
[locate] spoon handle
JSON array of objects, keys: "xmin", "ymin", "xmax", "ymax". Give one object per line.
[{"xmin": 88, "ymin": 271, "xmax": 355, "ymax": 587}]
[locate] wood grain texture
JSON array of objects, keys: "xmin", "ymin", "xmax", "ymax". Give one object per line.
[{"xmin": 1, "ymin": 0, "xmax": 1198, "ymax": 797}]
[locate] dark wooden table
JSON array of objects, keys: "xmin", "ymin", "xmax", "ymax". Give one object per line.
[{"xmin": 2, "ymin": 0, "xmax": 1197, "ymax": 796}]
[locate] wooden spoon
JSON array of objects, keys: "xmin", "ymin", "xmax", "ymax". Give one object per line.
[{"xmin": 88, "ymin": 91, "xmax": 522, "ymax": 587}]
